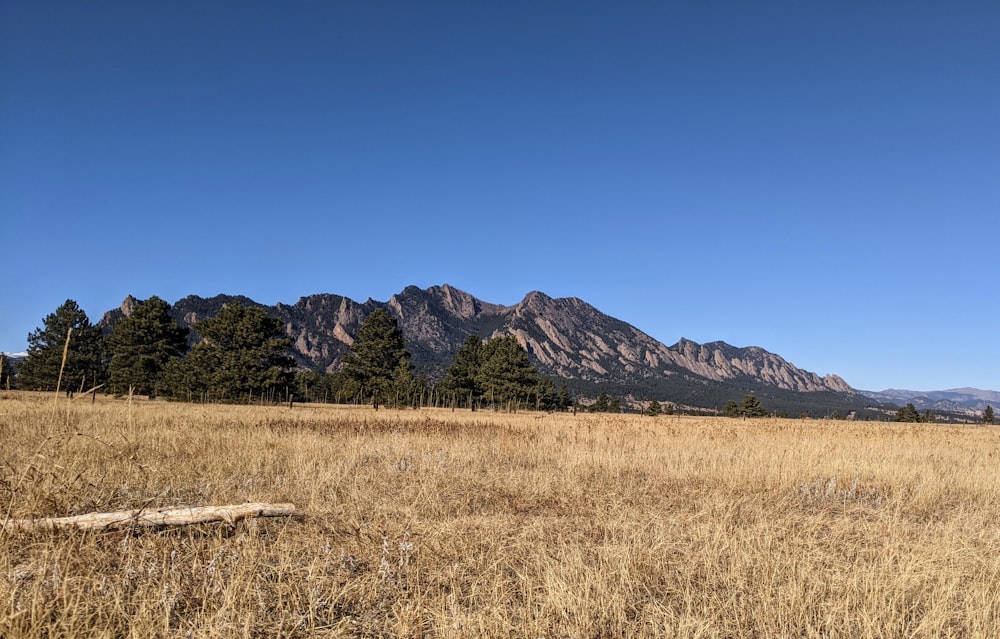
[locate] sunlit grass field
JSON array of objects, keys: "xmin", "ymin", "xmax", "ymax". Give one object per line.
[{"xmin": 2, "ymin": 392, "xmax": 1000, "ymax": 637}]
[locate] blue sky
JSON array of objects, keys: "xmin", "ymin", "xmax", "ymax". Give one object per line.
[{"xmin": 1, "ymin": 2, "xmax": 997, "ymax": 392}]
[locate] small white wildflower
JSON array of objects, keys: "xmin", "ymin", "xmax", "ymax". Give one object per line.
[
  {"xmin": 398, "ymin": 541, "xmax": 414, "ymax": 568},
  {"xmin": 378, "ymin": 535, "xmax": 393, "ymax": 581}
]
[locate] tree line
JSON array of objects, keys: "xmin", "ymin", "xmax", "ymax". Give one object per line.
[
  {"xmin": 11, "ymin": 298, "xmax": 995, "ymax": 423},
  {"xmin": 7, "ymin": 298, "xmax": 574, "ymax": 411}
]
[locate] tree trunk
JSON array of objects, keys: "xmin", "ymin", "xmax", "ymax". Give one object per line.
[{"xmin": 2, "ymin": 503, "xmax": 302, "ymax": 532}]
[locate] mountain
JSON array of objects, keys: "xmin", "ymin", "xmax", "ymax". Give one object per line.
[
  {"xmin": 101, "ymin": 284, "xmax": 873, "ymax": 415},
  {"xmin": 861, "ymin": 388, "xmax": 1000, "ymax": 414}
]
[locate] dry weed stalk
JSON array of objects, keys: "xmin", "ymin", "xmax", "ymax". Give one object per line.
[{"xmin": 53, "ymin": 327, "xmax": 71, "ymax": 400}]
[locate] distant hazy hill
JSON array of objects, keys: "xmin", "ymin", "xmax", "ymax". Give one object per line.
[
  {"xmin": 861, "ymin": 388, "xmax": 1000, "ymax": 414},
  {"xmin": 101, "ymin": 284, "xmax": 875, "ymax": 415}
]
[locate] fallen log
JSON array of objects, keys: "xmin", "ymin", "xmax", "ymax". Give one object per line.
[{"xmin": 1, "ymin": 503, "xmax": 302, "ymax": 532}]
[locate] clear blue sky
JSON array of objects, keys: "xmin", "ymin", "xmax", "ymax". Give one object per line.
[{"xmin": 2, "ymin": 2, "xmax": 997, "ymax": 392}]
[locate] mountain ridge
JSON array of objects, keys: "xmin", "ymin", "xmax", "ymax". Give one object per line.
[
  {"xmin": 101, "ymin": 284, "xmax": 874, "ymax": 414},
  {"xmin": 860, "ymin": 388, "xmax": 1000, "ymax": 414}
]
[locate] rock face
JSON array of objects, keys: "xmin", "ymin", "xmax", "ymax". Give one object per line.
[
  {"xmin": 102, "ymin": 284, "xmax": 857, "ymax": 402},
  {"xmin": 120, "ymin": 295, "xmax": 140, "ymax": 317},
  {"xmin": 669, "ymin": 339, "xmax": 853, "ymax": 394}
]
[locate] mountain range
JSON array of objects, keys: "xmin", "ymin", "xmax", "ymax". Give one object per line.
[
  {"xmin": 99, "ymin": 284, "xmax": 882, "ymax": 415},
  {"xmin": 859, "ymin": 388, "xmax": 1000, "ymax": 415}
]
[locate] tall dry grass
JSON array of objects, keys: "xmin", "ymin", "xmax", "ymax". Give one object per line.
[{"xmin": 2, "ymin": 392, "xmax": 1000, "ymax": 637}]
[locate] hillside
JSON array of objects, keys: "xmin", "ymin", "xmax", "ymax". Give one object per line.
[{"xmin": 861, "ymin": 388, "xmax": 1000, "ymax": 415}]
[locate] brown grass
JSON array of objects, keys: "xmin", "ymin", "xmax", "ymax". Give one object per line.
[{"xmin": 2, "ymin": 391, "xmax": 1000, "ymax": 637}]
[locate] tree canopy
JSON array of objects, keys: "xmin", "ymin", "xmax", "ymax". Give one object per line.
[
  {"xmin": 107, "ymin": 296, "xmax": 189, "ymax": 397},
  {"xmin": 723, "ymin": 394, "xmax": 767, "ymax": 418},
  {"xmin": 340, "ymin": 308, "xmax": 415, "ymax": 409},
  {"xmin": 896, "ymin": 403, "xmax": 922, "ymax": 423},
  {"xmin": 587, "ymin": 393, "xmax": 621, "ymax": 413},
  {"xmin": 16, "ymin": 299, "xmax": 103, "ymax": 393},
  {"xmin": 476, "ymin": 336, "xmax": 541, "ymax": 409},
  {"xmin": 437, "ymin": 335, "xmax": 484, "ymax": 408},
  {"xmin": 438, "ymin": 334, "xmax": 563, "ymax": 411},
  {"xmin": 159, "ymin": 303, "xmax": 293, "ymax": 402},
  {"xmin": 740, "ymin": 393, "xmax": 767, "ymax": 417}
]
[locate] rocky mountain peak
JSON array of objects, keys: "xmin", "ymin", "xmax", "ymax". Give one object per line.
[
  {"xmin": 120, "ymin": 295, "xmax": 140, "ymax": 317},
  {"xmin": 823, "ymin": 374, "xmax": 852, "ymax": 393},
  {"xmin": 520, "ymin": 290, "xmax": 551, "ymax": 304},
  {"xmin": 96, "ymin": 295, "xmax": 141, "ymax": 330},
  {"xmin": 100, "ymin": 285, "xmax": 865, "ymax": 412},
  {"xmin": 427, "ymin": 284, "xmax": 501, "ymax": 319}
]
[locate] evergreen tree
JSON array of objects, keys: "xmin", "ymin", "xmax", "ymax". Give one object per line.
[
  {"xmin": 17, "ymin": 300, "xmax": 103, "ymax": 393},
  {"xmin": 529, "ymin": 376, "xmax": 560, "ymax": 411},
  {"xmin": 739, "ymin": 393, "xmax": 767, "ymax": 418},
  {"xmin": 161, "ymin": 303, "xmax": 293, "ymax": 402},
  {"xmin": 398, "ymin": 369, "xmax": 428, "ymax": 408},
  {"xmin": 439, "ymin": 333, "xmax": 561, "ymax": 412},
  {"xmin": 323, "ymin": 370, "xmax": 361, "ymax": 405},
  {"xmin": 341, "ymin": 308, "xmax": 414, "ymax": 409},
  {"xmin": 476, "ymin": 335, "xmax": 539, "ymax": 410},
  {"xmin": 438, "ymin": 334, "xmax": 484, "ymax": 408},
  {"xmin": 646, "ymin": 399, "xmax": 662, "ymax": 416},
  {"xmin": 556, "ymin": 382, "xmax": 573, "ymax": 411},
  {"xmin": 588, "ymin": 393, "xmax": 621, "ymax": 413},
  {"xmin": 107, "ymin": 296, "xmax": 188, "ymax": 397},
  {"xmin": 896, "ymin": 403, "xmax": 921, "ymax": 423},
  {"xmin": 723, "ymin": 400, "xmax": 740, "ymax": 417},
  {"xmin": 983, "ymin": 405, "xmax": 994, "ymax": 425},
  {"xmin": 293, "ymin": 370, "xmax": 325, "ymax": 403}
]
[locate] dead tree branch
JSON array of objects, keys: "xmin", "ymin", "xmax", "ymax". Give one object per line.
[{"xmin": 1, "ymin": 502, "xmax": 302, "ymax": 532}]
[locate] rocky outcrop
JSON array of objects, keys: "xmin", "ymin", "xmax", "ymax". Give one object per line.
[
  {"xmin": 101, "ymin": 284, "xmax": 860, "ymax": 400},
  {"xmin": 668, "ymin": 339, "xmax": 853, "ymax": 393},
  {"xmin": 489, "ymin": 292, "xmax": 853, "ymax": 395}
]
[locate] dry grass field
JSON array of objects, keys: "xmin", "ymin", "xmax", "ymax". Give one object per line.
[{"xmin": 2, "ymin": 392, "xmax": 1000, "ymax": 638}]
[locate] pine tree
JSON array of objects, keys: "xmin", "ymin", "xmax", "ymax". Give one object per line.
[
  {"xmin": 439, "ymin": 334, "xmax": 559, "ymax": 412},
  {"xmin": 438, "ymin": 334, "xmax": 484, "ymax": 409},
  {"xmin": 896, "ymin": 403, "xmax": 921, "ymax": 423},
  {"xmin": 533, "ymin": 377, "xmax": 559, "ymax": 411},
  {"xmin": 739, "ymin": 393, "xmax": 767, "ymax": 418},
  {"xmin": 556, "ymin": 382, "xmax": 573, "ymax": 411},
  {"xmin": 107, "ymin": 296, "xmax": 189, "ymax": 397},
  {"xmin": 162, "ymin": 303, "xmax": 293, "ymax": 402},
  {"xmin": 16, "ymin": 300, "xmax": 103, "ymax": 393},
  {"xmin": 341, "ymin": 308, "xmax": 414, "ymax": 409},
  {"xmin": 983, "ymin": 405, "xmax": 994, "ymax": 425},
  {"xmin": 476, "ymin": 336, "xmax": 539, "ymax": 411},
  {"xmin": 587, "ymin": 393, "xmax": 621, "ymax": 413},
  {"xmin": 293, "ymin": 370, "xmax": 324, "ymax": 403}
]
